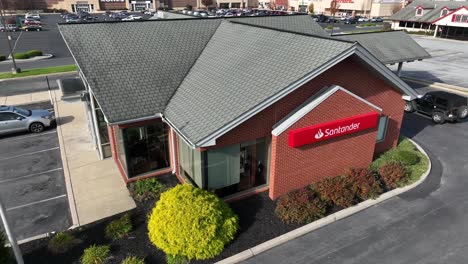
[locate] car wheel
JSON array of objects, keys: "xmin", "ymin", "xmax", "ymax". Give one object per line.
[
  {"xmin": 37, "ymin": 29, "xmax": 40, "ymax": 31},
  {"xmin": 30, "ymin": 122, "xmax": 45, "ymax": 133},
  {"xmin": 404, "ymin": 101, "xmax": 414, "ymax": 112},
  {"xmin": 432, "ymin": 112, "xmax": 445, "ymax": 124},
  {"xmin": 458, "ymin": 107, "xmax": 468, "ymax": 119}
]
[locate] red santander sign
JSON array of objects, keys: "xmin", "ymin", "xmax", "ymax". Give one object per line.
[{"xmin": 288, "ymin": 112, "xmax": 380, "ymax": 148}]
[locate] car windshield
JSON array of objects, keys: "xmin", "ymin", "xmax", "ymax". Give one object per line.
[{"xmin": 13, "ymin": 107, "xmax": 31, "ymax": 116}]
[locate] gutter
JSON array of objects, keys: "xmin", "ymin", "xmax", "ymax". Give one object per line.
[{"xmin": 108, "ymin": 113, "xmax": 163, "ymax": 126}]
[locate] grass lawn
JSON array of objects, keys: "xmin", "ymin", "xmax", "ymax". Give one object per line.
[
  {"xmin": 371, "ymin": 138, "xmax": 429, "ymax": 186},
  {"xmin": 0, "ymin": 65, "xmax": 77, "ymax": 79}
]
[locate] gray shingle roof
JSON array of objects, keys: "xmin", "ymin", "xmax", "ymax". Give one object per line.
[
  {"xmin": 334, "ymin": 31, "xmax": 431, "ymax": 64},
  {"xmin": 59, "ymin": 19, "xmax": 221, "ymax": 123},
  {"xmin": 390, "ymin": 0, "xmax": 468, "ymax": 22},
  {"xmin": 164, "ymin": 21, "xmax": 353, "ymax": 144},
  {"xmin": 228, "ymin": 15, "xmax": 328, "ymax": 36}
]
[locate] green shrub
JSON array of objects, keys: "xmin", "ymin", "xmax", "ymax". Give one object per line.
[
  {"xmin": 26, "ymin": 50, "xmax": 43, "ymax": 57},
  {"xmin": 275, "ymin": 187, "xmax": 327, "ymax": 224},
  {"xmin": 47, "ymin": 232, "xmax": 81, "ymax": 254},
  {"xmin": 325, "ymin": 25, "xmax": 333, "ymax": 30},
  {"xmin": 378, "ymin": 161, "xmax": 407, "ymax": 188},
  {"xmin": 314, "ymin": 175, "xmax": 357, "ymax": 208},
  {"xmin": 148, "ymin": 184, "xmax": 238, "ymax": 260},
  {"xmin": 0, "ymin": 55, "xmax": 6, "ymax": 61},
  {"xmin": 121, "ymin": 255, "xmax": 144, "ymax": 264},
  {"xmin": 0, "ymin": 232, "xmax": 13, "ymax": 264},
  {"xmin": 128, "ymin": 177, "xmax": 167, "ymax": 202},
  {"xmin": 166, "ymin": 254, "xmax": 189, "ymax": 264},
  {"xmin": 105, "ymin": 214, "xmax": 132, "ymax": 240},
  {"xmin": 12, "ymin": 52, "xmax": 30, "ymax": 59},
  {"xmin": 81, "ymin": 245, "xmax": 110, "ymax": 264},
  {"xmin": 395, "ymin": 150, "xmax": 420, "ymax": 166},
  {"xmin": 344, "ymin": 168, "xmax": 382, "ymax": 200}
]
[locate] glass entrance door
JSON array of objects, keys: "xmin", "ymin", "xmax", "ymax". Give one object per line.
[{"xmin": 239, "ymin": 140, "xmax": 267, "ymax": 191}]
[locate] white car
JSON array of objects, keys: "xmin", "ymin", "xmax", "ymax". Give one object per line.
[
  {"xmin": 25, "ymin": 13, "xmax": 40, "ymax": 20},
  {"xmin": 122, "ymin": 15, "xmax": 143, "ymax": 21},
  {"xmin": 358, "ymin": 17, "xmax": 369, "ymax": 22}
]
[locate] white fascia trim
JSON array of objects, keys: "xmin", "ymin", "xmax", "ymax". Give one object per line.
[
  {"xmin": 354, "ymin": 45, "xmax": 419, "ymax": 100},
  {"xmin": 162, "ymin": 115, "xmax": 197, "ymax": 149},
  {"xmin": 195, "ymin": 44, "xmax": 358, "ymax": 147},
  {"xmin": 272, "ymin": 85, "xmax": 383, "ymax": 136}
]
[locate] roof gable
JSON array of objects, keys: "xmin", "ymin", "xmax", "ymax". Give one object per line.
[
  {"xmin": 433, "ymin": 6, "xmax": 468, "ymax": 24},
  {"xmin": 164, "ymin": 21, "xmax": 354, "ymax": 146},
  {"xmin": 272, "ymin": 85, "xmax": 382, "ymax": 136}
]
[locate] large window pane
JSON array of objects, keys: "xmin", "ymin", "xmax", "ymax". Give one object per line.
[
  {"xmin": 207, "ymin": 144, "xmax": 240, "ymax": 190},
  {"xmin": 124, "ymin": 122, "xmax": 170, "ymax": 178},
  {"xmin": 116, "ymin": 128, "xmax": 127, "ymax": 172},
  {"xmin": 178, "ymin": 137, "xmax": 202, "ymax": 187}
]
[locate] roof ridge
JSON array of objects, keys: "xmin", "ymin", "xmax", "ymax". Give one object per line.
[
  {"xmin": 332, "ymin": 30, "xmax": 402, "ymax": 36},
  {"xmin": 163, "ymin": 20, "xmax": 224, "ymax": 113},
  {"xmin": 228, "ymin": 19, "xmax": 356, "ymax": 44}
]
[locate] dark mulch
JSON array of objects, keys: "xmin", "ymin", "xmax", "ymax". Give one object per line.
[{"xmin": 20, "ymin": 174, "xmax": 302, "ymax": 264}]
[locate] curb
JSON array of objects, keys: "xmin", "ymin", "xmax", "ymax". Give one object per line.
[
  {"xmin": 53, "ymin": 92, "xmax": 80, "ymax": 227},
  {"xmin": 216, "ymin": 138, "xmax": 432, "ymax": 264},
  {"xmin": 402, "ymin": 77, "xmax": 468, "ymax": 95},
  {"xmin": 0, "ymin": 71, "xmax": 77, "ymax": 82},
  {"xmin": 3, "ymin": 54, "xmax": 54, "ymax": 63}
]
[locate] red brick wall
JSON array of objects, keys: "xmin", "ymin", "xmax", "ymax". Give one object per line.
[
  {"xmin": 210, "ymin": 56, "xmax": 404, "ymax": 153},
  {"xmin": 269, "ymin": 90, "xmax": 378, "ymax": 199}
]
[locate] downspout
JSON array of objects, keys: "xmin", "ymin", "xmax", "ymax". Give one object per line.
[{"xmin": 171, "ymin": 129, "xmax": 176, "ymax": 174}]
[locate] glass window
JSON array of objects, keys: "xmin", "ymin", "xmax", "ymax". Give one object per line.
[
  {"xmin": 441, "ymin": 9, "xmax": 448, "ymax": 16},
  {"xmin": 416, "ymin": 8, "xmax": 423, "ymax": 16},
  {"xmin": 435, "ymin": 98, "xmax": 448, "ymax": 107},
  {"xmin": 116, "ymin": 128, "xmax": 127, "ymax": 173},
  {"xmin": 206, "ymin": 137, "xmax": 270, "ymax": 197},
  {"xmin": 376, "ymin": 116, "xmax": 388, "ymax": 142},
  {"xmin": 0, "ymin": 112, "xmax": 20, "ymax": 121},
  {"xmin": 123, "ymin": 122, "xmax": 170, "ymax": 178},
  {"xmin": 178, "ymin": 137, "xmax": 203, "ymax": 187}
]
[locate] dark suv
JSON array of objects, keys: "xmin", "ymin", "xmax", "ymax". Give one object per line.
[{"xmin": 404, "ymin": 91, "xmax": 468, "ymax": 123}]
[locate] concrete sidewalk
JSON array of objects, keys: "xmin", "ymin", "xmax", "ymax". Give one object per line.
[
  {"xmin": 1, "ymin": 88, "xmax": 136, "ymax": 227},
  {"xmin": 52, "ymin": 90, "xmax": 136, "ymax": 226}
]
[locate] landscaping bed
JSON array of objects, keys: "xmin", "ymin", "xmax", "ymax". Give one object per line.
[
  {"xmin": 0, "ymin": 65, "xmax": 77, "ymax": 79},
  {"xmin": 16, "ymin": 138, "xmax": 428, "ymax": 264}
]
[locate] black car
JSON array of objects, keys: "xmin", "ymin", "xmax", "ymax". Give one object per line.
[
  {"xmin": 315, "ymin": 15, "xmax": 329, "ymax": 23},
  {"xmin": 344, "ymin": 18, "xmax": 358, "ymax": 24},
  {"xmin": 404, "ymin": 91, "xmax": 468, "ymax": 123}
]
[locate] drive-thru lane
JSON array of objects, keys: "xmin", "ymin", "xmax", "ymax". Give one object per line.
[{"xmin": 243, "ymin": 101, "xmax": 468, "ymax": 263}]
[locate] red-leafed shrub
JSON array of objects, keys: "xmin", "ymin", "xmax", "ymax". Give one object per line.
[
  {"xmin": 275, "ymin": 187, "xmax": 328, "ymax": 224},
  {"xmin": 315, "ymin": 175, "xmax": 357, "ymax": 208},
  {"xmin": 378, "ymin": 161, "xmax": 407, "ymax": 188},
  {"xmin": 345, "ymin": 168, "xmax": 382, "ymax": 200}
]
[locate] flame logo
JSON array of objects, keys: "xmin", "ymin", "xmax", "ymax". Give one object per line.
[{"xmin": 315, "ymin": 129, "xmax": 324, "ymax": 139}]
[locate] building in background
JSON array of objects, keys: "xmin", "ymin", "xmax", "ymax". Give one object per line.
[
  {"xmin": 390, "ymin": 0, "xmax": 468, "ymax": 38},
  {"xmin": 307, "ymin": 0, "xmax": 402, "ymax": 17}
]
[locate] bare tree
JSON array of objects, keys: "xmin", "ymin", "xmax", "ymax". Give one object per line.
[
  {"xmin": 308, "ymin": 3, "xmax": 314, "ymax": 14},
  {"xmin": 201, "ymin": 0, "xmax": 213, "ymax": 8}
]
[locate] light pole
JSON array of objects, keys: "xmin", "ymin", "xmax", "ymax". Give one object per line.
[
  {"xmin": 0, "ymin": 0, "xmax": 21, "ymax": 74},
  {"xmin": 0, "ymin": 198, "xmax": 24, "ymax": 264}
]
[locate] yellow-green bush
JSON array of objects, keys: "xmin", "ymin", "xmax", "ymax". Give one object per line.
[{"xmin": 147, "ymin": 184, "xmax": 238, "ymax": 260}]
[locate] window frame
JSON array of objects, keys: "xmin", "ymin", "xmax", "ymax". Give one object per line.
[
  {"xmin": 416, "ymin": 8, "xmax": 424, "ymax": 16},
  {"xmin": 440, "ymin": 8, "xmax": 449, "ymax": 17},
  {"xmin": 376, "ymin": 115, "xmax": 389, "ymax": 143}
]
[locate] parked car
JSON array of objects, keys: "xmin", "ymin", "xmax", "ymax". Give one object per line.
[
  {"xmin": 404, "ymin": 91, "xmax": 468, "ymax": 123},
  {"xmin": 0, "ymin": 24, "xmax": 20, "ymax": 32},
  {"xmin": 122, "ymin": 14, "xmax": 143, "ymax": 21},
  {"xmin": 66, "ymin": 16, "xmax": 80, "ymax": 23},
  {"xmin": 358, "ymin": 17, "xmax": 369, "ymax": 22},
  {"xmin": 24, "ymin": 18, "xmax": 41, "ymax": 25},
  {"xmin": 315, "ymin": 14, "xmax": 329, "ymax": 23},
  {"xmin": 371, "ymin": 17, "xmax": 383, "ymax": 22},
  {"xmin": 25, "ymin": 13, "xmax": 40, "ymax": 20},
  {"xmin": 144, "ymin": 10, "xmax": 154, "ymax": 15},
  {"xmin": 344, "ymin": 17, "xmax": 358, "ymax": 24},
  {"xmin": 0, "ymin": 105, "xmax": 55, "ymax": 135},
  {"xmin": 326, "ymin": 17, "xmax": 339, "ymax": 23},
  {"xmin": 22, "ymin": 24, "xmax": 42, "ymax": 31}
]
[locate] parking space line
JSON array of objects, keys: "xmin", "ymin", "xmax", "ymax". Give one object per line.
[
  {"xmin": 0, "ymin": 130, "xmax": 57, "ymax": 142},
  {"xmin": 6, "ymin": 194, "xmax": 67, "ymax": 211},
  {"xmin": 12, "ymin": 31, "xmax": 23, "ymax": 53},
  {"xmin": 0, "ymin": 147, "xmax": 59, "ymax": 161},
  {"xmin": 0, "ymin": 167, "xmax": 62, "ymax": 184}
]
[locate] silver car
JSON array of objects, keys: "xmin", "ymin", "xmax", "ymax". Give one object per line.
[{"xmin": 0, "ymin": 105, "xmax": 55, "ymax": 135}]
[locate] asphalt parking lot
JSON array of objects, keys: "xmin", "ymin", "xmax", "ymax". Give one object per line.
[{"xmin": 0, "ymin": 101, "xmax": 71, "ymax": 241}]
